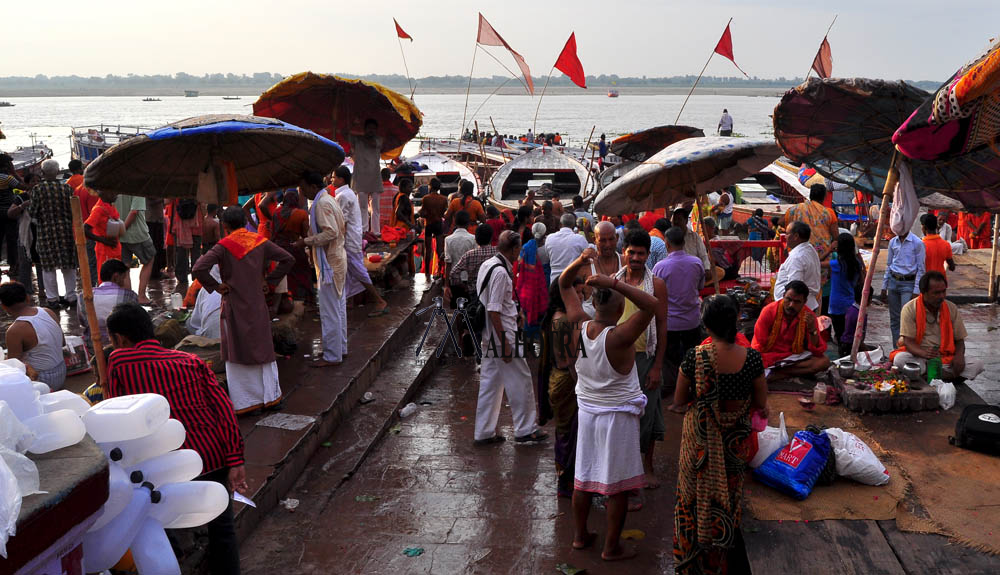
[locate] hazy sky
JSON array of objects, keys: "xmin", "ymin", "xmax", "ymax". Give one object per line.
[{"xmin": 9, "ymin": 0, "xmax": 997, "ymax": 82}]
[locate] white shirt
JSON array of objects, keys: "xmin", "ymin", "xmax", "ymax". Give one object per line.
[
  {"xmin": 773, "ymin": 242, "xmax": 822, "ymax": 311},
  {"xmin": 719, "ymin": 112, "xmax": 734, "ymax": 131},
  {"xmin": 719, "ymin": 191, "xmax": 734, "ymax": 215},
  {"xmin": 546, "ymin": 227, "xmax": 590, "ymax": 283},
  {"xmin": 476, "ymin": 254, "xmax": 517, "ymax": 335},
  {"xmin": 684, "ymin": 228, "xmax": 711, "ymax": 271},
  {"xmin": 940, "ymin": 222, "xmax": 954, "ymax": 243},
  {"xmin": 444, "ymin": 228, "xmax": 477, "ymax": 284},
  {"xmin": 334, "ymin": 185, "xmax": 363, "ymax": 254}
]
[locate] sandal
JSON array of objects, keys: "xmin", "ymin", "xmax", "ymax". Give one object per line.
[
  {"xmin": 367, "ymin": 307, "xmax": 390, "ymax": 318},
  {"xmin": 473, "ymin": 435, "xmax": 505, "ymax": 446},
  {"xmin": 514, "ymin": 430, "xmax": 549, "ymax": 443}
]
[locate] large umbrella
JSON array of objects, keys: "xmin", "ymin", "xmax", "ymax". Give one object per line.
[
  {"xmin": 773, "ymin": 77, "xmax": 1000, "ymax": 209},
  {"xmin": 253, "ymin": 72, "xmax": 422, "ymax": 160},
  {"xmin": 893, "ymin": 38, "xmax": 1000, "ymax": 162},
  {"xmin": 84, "ymin": 114, "xmax": 345, "ymax": 199},
  {"xmin": 593, "ymin": 136, "xmax": 781, "ymax": 215},
  {"xmin": 609, "ymin": 125, "xmax": 705, "ymax": 162}
]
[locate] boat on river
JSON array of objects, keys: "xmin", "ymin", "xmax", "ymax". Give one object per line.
[
  {"xmin": 223, "ymin": 96, "xmax": 241, "ymax": 100},
  {"xmin": 488, "ymin": 147, "xmax": 594, "ymax": 210},
  {"xmin": 71, "ymin": 125, "xmax": 150, "ymax": 165},
  {"xmin": 0, "ymin": 102, "xmax": 14, "ymax": 107},
  {"xmin": 7, "ymin": 142, "xmax": 53, "ymax": 176},
  {"xmin": 399, "ymin": 151, "xmax": 480, "ymax": 197},
  {"xmin": 184, "ymin": 90, "xmax": 199, "ymax": 97},
  {"xmin": 142, "ymin": 97, "xmax": 161, "ymax": 102}
]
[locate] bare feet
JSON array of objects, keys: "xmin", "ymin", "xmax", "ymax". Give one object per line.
[
  {"xmin": 601, "ymin": 544, "xmax": 638, "ymax": 561},
  {"xmin": 667, "ymin": 403, "xmax": 688, "ymax": 414},
  {"xmin": 309, "ymin": 359, "xmax": 342, "ymax": 368},
  {"xmin": 138, "ymin": 298, "xmax": 152, "ymax": 305},
  {"xmin": 644, "ymin": 473, "xmax": 661, "ymax": 490},
  {"xmin": 572, "ymin": 532, "xmax": 598, "ymax": 550}
]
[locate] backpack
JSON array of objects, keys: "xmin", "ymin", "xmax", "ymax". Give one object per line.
[
  {"xmin": 177, "ymin": 199, "xmax": 199, "ymax": 220},
  {"xmin": 949, "ymin": 404, "xmax": 1000, "ymax": 455},
  {"xmin": 467, "ymin": 262, "xmax": 506, "ymax": 335}
]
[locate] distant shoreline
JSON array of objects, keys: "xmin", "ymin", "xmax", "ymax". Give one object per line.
[{"xmin": 0, "ymin": 86, "xmax": 789, "ymax": 98}]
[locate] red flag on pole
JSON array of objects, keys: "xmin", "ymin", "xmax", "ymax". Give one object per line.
[
  {"xmin": 554, "ymin": 32, "xmax": 586, "ymax": 88},
  {"xmin": 476, "ymin": 13, "xmax": 534, "ymax": 94},
  {"xmin": 394, "ymin": 18, "xmax": 412, "ymax": 41},
  {"xmin": 811, "ymin": 37, "xmax": 833, "ymax": 79},
  {"xmin": 713, "ymin": 22, "xmax": 749, "ymax": 77}
]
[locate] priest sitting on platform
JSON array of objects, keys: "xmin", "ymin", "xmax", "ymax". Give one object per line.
[
  {"xmin": 750, "ymin": 280, "xmax": 830, "ymax": 381},
  {"xmin": 891, "ymin": 271, "xmax": 983, "ymax": 382}
]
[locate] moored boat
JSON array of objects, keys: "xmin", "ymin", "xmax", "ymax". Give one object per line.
[
  {"xmin": 0, "ymin": 101, "xmax": 14, "ymax": 107},
  {"xmin": 223, "ymin": 96, "xmax": 241, "ymax": 100},
  {"xmin": 184, "ymin": 90, "xmax": 199, "ymax": 97},
  {"xmin": 607, "ymin": 89, "xmax": 619, "ymax": 98},
  {"xmin": 487, "ymin": 147, "xmax": 594, "ymax": 209},
  {"xmin": 142, "ymin": 97, "xmax": 161, "ymax": 102},
  {"xmin": 71, "ymin": 125, "xmax": 150, "ymax": 165},
  {"xmin": 7, "ymin": 142, "xmax": 53, "ymax": 177},
  {"xmin": 398, "ymin": 151, "xmax": 480, "ymax": 197}
]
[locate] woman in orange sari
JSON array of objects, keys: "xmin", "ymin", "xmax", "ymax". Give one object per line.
[{"xmin": 269, "ymin": 190, "xmax": 311, "ymax": 300}]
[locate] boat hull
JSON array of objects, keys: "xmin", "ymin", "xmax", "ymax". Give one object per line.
[{"xmin": 488, "ymin": 147, "xmax": 594, "ymax": 210}]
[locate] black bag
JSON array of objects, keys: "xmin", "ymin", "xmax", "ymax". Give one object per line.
[
  {"xmin": 177, "ymin": 199, "xmax": 199, "ymax": 220},
  {"xmin": 949, "ymin": 404, "xmax": 1000, "ymax": 455},
  {"xmin": 467, "ymin": 262, "xmax": 506, "ymax": 335}
]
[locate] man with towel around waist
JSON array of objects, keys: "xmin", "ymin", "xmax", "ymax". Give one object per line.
[{"xmin": 558, "ymin": 248, "xmax": 658, "ymax": 561}]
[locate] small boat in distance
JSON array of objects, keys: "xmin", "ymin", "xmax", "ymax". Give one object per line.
[
  {"xmin": 222, "ymin": 96, "xmax": 241, "ymax": 100},
  {"xmin": 0, "ymin": 101, "xmax": 14, "ymax": 107},
  {"xmin": 607, "ymin": 89, "xmax": 619, "ymax": 98},
  {"xmin": 488, "ymin": 147, "xmax": 594, "ymax": 210},
  {"xmin": 142, "ymin": 97, "xmax": 161, "ymax": 102},
  {"xmin": 184, "ymin": 90, "xmax": 199, "ymax": 97}
]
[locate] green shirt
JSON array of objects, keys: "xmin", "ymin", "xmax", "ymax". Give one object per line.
[{"xmin": 115, "ymin": 194, "xmax": 149, "ymax": 244}]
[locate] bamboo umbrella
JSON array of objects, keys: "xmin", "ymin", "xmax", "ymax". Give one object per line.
[{"xmin": 71, "ymin": 197, "xmax": 107, "ymax": 383}]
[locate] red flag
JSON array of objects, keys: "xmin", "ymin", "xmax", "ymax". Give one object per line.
[
  {"xmin": 394, "ymin": 18, "xmax": 412, "ymax": 41},
  {"xmin": 811, "ymin": 37, "xmax": 833, "ymax": 79},
  {"xmin": 713, "ymin": 22, "xmax": 749, "ymax": 77},
  {"xmin": 476, "ymin": 13, "xmax": 534, "ymax": 94},
  {"xmin": 554, "ymin": 32, "xmax": 586, "ymax": 88}
]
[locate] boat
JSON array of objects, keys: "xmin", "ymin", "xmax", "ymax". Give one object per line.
[
  {"xmin": 399, "ymin": 151, "xmax": 480, "ymax": 197},
  {"xmin": 607, "ymin": 89, "xmax": 619, "ymax": 98},
  {"xmin": 184, "ymin": 90, "xmax": 199, "ymax": 97},
  {"xmin": 142, "ymin": 97, "xmax": 161, "ymax": 102},
  {"xmin": 7, "ymin": 142, "xmax": 53, "ymax": 177},
  {"xmin": 71, "ymin": 125, "xmax": 150, "ymax": 165},
  {"xmin": 487, "ymin": 147, "xmax": 594, "ymax": 210},
  {"xmin": 222, "ymin": 96, "xmax": 241, "ymax": 100},
  {"xmin": 597, "ymin": 160, "xmax": 640, "ymax": 192},
  {"xmin": 0, "ymin": 101, "xmax": 14, "ymax": 107}
]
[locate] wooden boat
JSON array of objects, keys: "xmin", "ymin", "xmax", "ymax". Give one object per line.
[
  {"xmin": 184, "ymin": 90, "xmax": 199, "ymax": 97},
  {"xmin": 223, "ymin": 96, "xmax": 241, "ymax": 100},
  {"xmin": 142, "ymin": 97, "xmax": 161, "ymax": 102},
  {"xmin": 598, "ymin": 160, "xmax": 640, "ymax": 192},
  {"xmin": 0, "ymin": 101, "xmax": 14, "ymax": 107},
  {"xmin": 7, "ymin": 143, "xmax": 53, "ymax": 177},
  {"xmin": 71, "ymin": 125, "xmax": 150, "ymax": 165},
  {"xmin": 399, "ymin": 151, "xmax": 480, "ymax": 197},
  {"xmin": 608, "ymin": 89, "xmax": 619, "ymax": 98},
  {"xmin": 487, "ymin": 147, "xmax": 594, "ymax": 210}
]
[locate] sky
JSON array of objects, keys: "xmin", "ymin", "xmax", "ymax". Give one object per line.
[{"xmin": 6, "ymin": 0, "xmax": 997, "ymax": 82}]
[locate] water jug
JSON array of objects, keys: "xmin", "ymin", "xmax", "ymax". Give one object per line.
[
  {"xmin": 130, "ymin": 517, "xmax": 182, "ymax": 575},
  {"xmin": 88, "ymin": 463, "xmax": 134, "ymax": 532},
  {"xmin": 83, "ymin": 393, "xmax": 170, "ymax": 443},
  {"xmin": 126, "ymin": 449, "xmax": 202, "ymax": 487},
  {"xmin": 0, "ymin": 358, "xmax": 26, "ymax": 373},
  {"xmin": 40, "ymin": 389, "xmax": 90, "ymax": 416},
  {"xmin": 82, "ymin": 485, "xmax": 153, "ymax": 572},
  {"xmin": 31, "ymin": 381, "xmax": 50, "ymax": 395},
  {"xmin": 23, "ymin": 409, "xmax": 87, "ymax": 454},
  {"xmin": 148, "ymin": 480, "xmax": 229, "ymax": 528},
  {"xmin": 100, "ymin": 418, "xmax": 186, "ymax": 468},
  {"xmin": 170, "ymin": 292, "xmax": 183, "ymax": 310},
  {"xmin": 0, "ymin": 373, "xmax": 42, "ymax": 421}
]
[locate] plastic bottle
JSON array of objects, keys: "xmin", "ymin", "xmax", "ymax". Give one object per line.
[
  {"xmin": 927, "ymin": 357, "xmax": 942, "ymax": 382},
  {"xmin": 399, "ymin": 403, "xmax": 418, "ymax": 418},
  {"xmin": 89, "ymin": 463, "xmax": 134, "ymax": 532},
  {"xmin": 40, "ymin": 389, "xmax": 91, "ymax": 416},
  {"xmin": 0, "ymin": 373, "xmax": 43, "ymax": 421},
  {"xmin": 0, "ymin": 358, "xmax": 26, "ymax": 373},
  {"xmin": 82, "ymin": 393, "xmax": 170, "ymax": 443},
  {"xmin": 130, "ymin": 517, "xmax": 182, "ymax": 575},
  {"xmin": 23, "ymin": 409, "xmax": 87, "ymax": 454},
  {"xmin": 126, "ymin": 449, "xmax": 203, "ymax": 488},
  {"xmin": 82, "ymin": 485, "xmax": 153, "ymax": 573},
  {"xmin": 812, "ymin": 382, "xmax": 828, "ymax": 405},
  {"xmin": 170, "ymin": 292, "xmax": 183, "ymax": 310},
  {"xmin": 32, "ymin": 381, "xmax": 50, "ymax": 395},
  {"xmin": 148, "ymin": 480, "xmax": 229, "ymax": 528},
  {"xmin": 100, "ymin": 418, "xmax": 186, "ymax": 468}
]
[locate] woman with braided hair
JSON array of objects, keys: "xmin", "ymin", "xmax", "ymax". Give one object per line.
[{"xmin": 750, "ymin": 280, "xmax": 831, "ymax": 382}]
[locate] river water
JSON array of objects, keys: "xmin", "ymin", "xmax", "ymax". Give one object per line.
[{"xmin": 0, "ymin": 93, "xmax": 780, "ymax": 163}]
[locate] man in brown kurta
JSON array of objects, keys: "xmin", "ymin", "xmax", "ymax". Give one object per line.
[{"xmin": 193, "ymin": 206, "xmax": 293, "ymax": 414}]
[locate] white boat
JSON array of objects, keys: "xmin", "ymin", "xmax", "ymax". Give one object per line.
[
  {"xmin": 487, "ymin": 147, "xmax": 595, "ymax": 210},
  {"xmin": 400, "ymin": 151, "xmax": 480, "ymax": 196},
  {"xmin": 184, "ymin": 90, "xmax": 199, "ymax": 98},
  {"xmin": 7, "ymin": 143, "xmax": 53, "ymax": 176},
  {"xmin": 71, "ymin": 125, "xmax": 150, "ymax": 165}
]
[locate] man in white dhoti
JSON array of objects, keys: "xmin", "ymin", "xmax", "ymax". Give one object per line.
[
  {"xmin": 474, "ymin": 230, "xmax": 548, "ymax": 445},
  {"xmin": 332, "ymin": 165, "xmax": 389, "ymax": 317},
  {"xmin": 297, "ymin": 171, "xmax": 348, "ymax": 367},
  {"xmin": 559, "ymin": 248, "xmax": 657, "ymax": 561}
]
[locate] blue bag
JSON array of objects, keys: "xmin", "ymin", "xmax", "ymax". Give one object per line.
[{"xmin": 753, "ymin": 429, "xmax": 831, "ymax": 500}]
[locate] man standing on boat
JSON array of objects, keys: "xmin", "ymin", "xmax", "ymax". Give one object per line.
[
  {"xmin": 718, "ymin": 109, "xmax": 734, "ymax": 136},
  {"xmin": 349, "ymin": 118, "xmax": 384, "ymax": 236},
  {"xmin": 598, "ymin": 134, "xmax": 608, "ymax": 169}
]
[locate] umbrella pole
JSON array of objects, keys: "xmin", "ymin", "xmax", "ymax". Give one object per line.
[
  {"xmin": 580, "ymin": 125, "xmax": 597, "ymax": 200},
  {"xmin": 532, "ymin": 66, "xmax": 555, "ymax": 136},
  {"xmin": 851, "ymin": 151, "xmax": 899, "ymax": 362},
  {"xmin": 989, "ymin": 213, "xmax": 1000, "ymax": 302},
  {"xmin": 697, "ymin": 191, "xmax": 721, "ymax": 296},
  {"xmin": 71, "ymin": 197, "xmax": 107, "ymax": 385}
]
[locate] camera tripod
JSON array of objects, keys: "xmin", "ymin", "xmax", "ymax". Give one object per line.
[
  {"xmin": 415, "ymin": 296, "xmax": 463, "ymax": 358},
  {"xmin": 452, "ymin": 297, "xmax": 482, "ymax": 360}
]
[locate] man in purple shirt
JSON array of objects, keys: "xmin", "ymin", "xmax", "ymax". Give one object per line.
[{"xmin": 652, "ymin": 226, "xmax": 706, "ymax": 401}]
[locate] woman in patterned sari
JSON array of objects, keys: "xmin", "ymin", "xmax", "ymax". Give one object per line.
[
  {"xmin": 269, "ymin": 190, "xmax": 312, "ymax": 301},
  {"xmin": 673, "ymin": 295, "xmax": 768, "ymax": 574}
]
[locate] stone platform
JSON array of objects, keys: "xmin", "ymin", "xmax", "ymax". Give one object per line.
[{"xmin": 831, "ymin": 369, "xmax": 941, "ymax": 413}]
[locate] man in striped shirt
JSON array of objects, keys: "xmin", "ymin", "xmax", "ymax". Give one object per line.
[{"xmin": 105, "ymin": 303, "xmax": 245, "ymax": 574}]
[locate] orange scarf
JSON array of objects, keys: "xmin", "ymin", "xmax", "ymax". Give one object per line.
[
  {"xmin": 218, "ymin": 228, "xmax": 267, "ymax": 260},
  {"xmin": 763, "ymin": 299, "xmax": 809, "ymax": 354},
  {"xmin": 891, "ymin": 295, "xmax": 954, "ymax": 363}
]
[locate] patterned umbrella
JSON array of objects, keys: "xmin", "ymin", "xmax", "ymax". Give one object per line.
[
  {"xmin": 893, "ymin": 38, "xmax": 1000, "ymax": 161},
  {"xmin": 593, "ymin": 136, "xmax": 781, "ymax": 215},
  {"xmin": 609, "ymin": 125, "xmax": 705, "ymax": 161},
  {"xmin": 774, "ymin": 78, "xmax": 1000, "ymax": 210},
  {"xmin": 253, "ymin": 72, "xmax": 422, "ymax": 160},
  {"xmin": 83, "ymin": 115, "xmax": 345, "ymax": 200}
]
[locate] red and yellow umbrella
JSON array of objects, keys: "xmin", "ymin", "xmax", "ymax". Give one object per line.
[{"xmin": 253, "ymin": 72, "xmax": 422, "ymax": 160}]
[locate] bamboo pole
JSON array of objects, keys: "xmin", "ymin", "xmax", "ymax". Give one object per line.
[
  {"xmin": 579, "ymin": 125, "xmax": 597, "ymax": 200},
  {"xmin": 532, "ymin": 66, "xmax": 555, "ymax": 136},
  {"xmin": 988, "ymin": 213, "xmax": 1000, "ymax": 302},
  {"xmin": 697, "ymin": 191, "xmax": 721, "ymax": 296},
  {"xmin": 488, "ymin": 116, "xmax": 509, "ymax": 165},
  {"xmin": 457, "ymin": 39, "xmax": 479, "ymax": 157},
  {"xmin": 803, "ymin": 15, "xmax": 838, "ymax": 83},
  {"xmin": 475, "ymin": 121, "xmax": 491, "ymax": 197},
  {"xmin": 851, "ymin": 151, "xmax": 899, "ymax": 362},
  {"xmin": 675, "ymin": 18, "xmax": 729, "ymax": 125},
  {"xmin": 71, "ymin": 196, "xmax": 107, "ymax": 384}
]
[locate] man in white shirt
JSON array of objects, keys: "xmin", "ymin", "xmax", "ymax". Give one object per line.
[
  {"xmin": 474, "ymin": 230, "xmax": 547, "ymax": 445},
  {"xmin": 773, "ymin": 221, "xmax": 821, "ymax": 311},
  {"xmin": 332, "ymin": 165, "xmax": 388, "ymax": 317},
  {"xmin": 348, "ymin": 118, "xmax": 384, "ymax": 235},
  {"xmin": 718, "ymin": 109, "xmax": 734, "ymax": 136},
  {"xmin": 546, "ymin": 213, "xmax": 590, "ymax": 283},
  {"xmin": 715, "ymin": 188, "xmax": 734, "ymax": 232},
  {"xmin": 936, "ymin": 210, "xmax": 967, "ymax": 255},
  {"xmin": 443, "ymin": 211, "xmax": 477, "ymax": 306}
]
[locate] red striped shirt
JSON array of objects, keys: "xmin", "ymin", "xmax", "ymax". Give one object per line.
[{"xmin": 106, "ymin": 340, "xmax": 245, "ymax": 473}]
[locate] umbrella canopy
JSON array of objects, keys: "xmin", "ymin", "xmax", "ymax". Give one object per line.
[
  {"xmin": 253, "ymin": 72, "xmax": 422, "ymax": 160},
  {"xmin": 893, "ymin": 38, "xmax": 1000, "ymax": 161},
  {"xmin": 774, "ymin": 78, "xmax": 1000, "ymax": 210},
  {"xmin": 593, "ymin": 136, "xmax": 781, "ymax": 216},
  {"xmin": 83, "ymin": 115, "xmax": 345, "ymax": 199},
  {"xmin": 609, "ymin": 125, "xmax": 705, "ymax": 161}
]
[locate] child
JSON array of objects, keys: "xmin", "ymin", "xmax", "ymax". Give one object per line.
[{"xmin": 84, "ymin": 189, "xmax": 122, "ymax": 273}]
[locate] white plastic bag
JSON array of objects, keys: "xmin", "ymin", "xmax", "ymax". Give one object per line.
[
  {"xmin": 0, "ymin": 457, "xmax": 21, "ymax": 558},
  {"xmin": 842, "ymin": 346, "xmax": 885, "ymax": 372},
  {"xmin": 889, "ymin": 160, "xmax": 919, "ymax": 237},
  {"xmin": 826, "ymin": 428, "xmax": 890, "ymax": 486},
  {"xmin": 0, "ymin": 401, "xmax": 34, "ymax": 453},
  {"xmin": 929, "ymin": 379, "xmax": 956, "ymax": 411},
  {"xmin": 750, "ymin": 412, "xmax": 789, "ymax": 468}
]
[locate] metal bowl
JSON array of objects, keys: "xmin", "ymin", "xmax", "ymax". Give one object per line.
[
  {"xmin": 836, "ymin": 359, "xmax": 855, "ymax": 378},
  {"xmin": 901, "ymin": 361, "xmax": 922, "ymax": 380}
]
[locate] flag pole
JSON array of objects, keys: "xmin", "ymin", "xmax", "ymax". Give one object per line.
[
  {"xmin": 675, "ymin": 18, "xmax": 730, "ymax": 124},
  {"xmin": 579, "ymin": 125, "xmax": 597, "ymax": 199},
  {"xmin": 804, "ymin": 14, "xmax": 838, "ymax": 82},
  {"xmin": 468, "ymin": 77, "xmax": 516, "ymax": 128},
  {"xmin": 396, "ymin": 36, "xmax": 414, "ymax": 99},
  {"xmin": 458, "ymin": 38, "xmax": 479, "ymax": 156},
  {"xmin": 476, "ymin": 45, "xmax": 531, "ymax": 94},
  {"xmin": 532, "ymin": 66, "xmax": 555, "ymax": 136}
]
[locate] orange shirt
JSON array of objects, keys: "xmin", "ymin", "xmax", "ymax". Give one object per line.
[
  {"xmin": 922, "ymin": 235, "xmax": 952, "ymax": 278},
  {"xmin": 448, "ymin": 196, "xmax": 485, "ymax": 223},
  {"xmin": 86, "ymin": 200, "xmax": 122, "ymax": 270}
]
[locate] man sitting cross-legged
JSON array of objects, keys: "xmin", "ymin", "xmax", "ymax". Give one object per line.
[{"xmin": 751, "ymin": 280, "xmax": 830, "ymax": 382}]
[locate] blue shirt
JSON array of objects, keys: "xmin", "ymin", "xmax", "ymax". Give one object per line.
[
  {"xmin": 647, "ymin": 236, "xmax": 667, "ymax": 271},
  {"xmin": 883, "ymin": 232, "xmax": 925, "ymax": 293},
  {"xmin": 828, "ymin": 255, "xmax": 861, "ymax": 315},
  {"xmin": 652, "ymin": 250, "xmax": 706, "ymax": 331}
]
